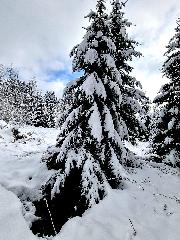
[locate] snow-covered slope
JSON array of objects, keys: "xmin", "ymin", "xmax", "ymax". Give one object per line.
[
  {"xmin": 0, "ymin": 123, "xmax": 58, "ymax": 240},
  {"xmin": 0, "ymin": 122, "xmax": 180, "ymax": 240},
  {"xmin": 0, "ymin": 185, "xmax": 37, "ymax": 240},
  {"xmin": 0, "ymin": 123, "xmax": 58, "ymax": 195}
]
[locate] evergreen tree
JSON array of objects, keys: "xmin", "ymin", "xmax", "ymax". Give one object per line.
[
  {"xmin": 0, "ymin": 66, "xmax": 22, "ymax": 123},
  {"xmin": 31, "ymin": 91, "xmax": 47, "ymax": 128},
  {"xmin": 109, "ymin": 0, "xmax": 149, "ymax": 142},
  {"xmin": 6, "ymin": 67, "xmax": 25, "ymax": 123},
  {"xmin": 44, "ymin": 91, "xmax": 58, "ymax": 128},
  {"xmin": 32, "ymin": 0, "xmax": 141, "ymax": 236},
  {"xmin": 22, "ymin": 79, "xmax": 38, "ymax": 125},
  {"xmin": 0, "ymin": 66, "xmax": 27, "ymax": 124},
  {"xmin": 0, "ymin": 65, "xmax": 6, "ymax": 118},
  {"xmin": 151, "ymin": 19, "xmax": 180, "ymax": 167},
  {"xmin": 0, "ymin": 64, "xmax": 5, "ymax": 81}
]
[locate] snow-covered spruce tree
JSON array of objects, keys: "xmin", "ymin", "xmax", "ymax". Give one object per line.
[
  {"xmin": 32, "ymin": 0, "xmax": 136, "ymax": 236},
  {"xmin": 0, "ymin": 66, "xmax": 25, "ymax": 123},
  {"xmin": 109, "ymin": 0, "xmax": 150, "ymax": 142},
  {"xmin": 22, "ymin": 79, "xmax": 38, "ymax": 125},
  {"xmin": 0, "ymin": 65, "xmax": 6, "ymax": 118},
  {"xmin": 31, "ymin": 91, "xmax": 48, "ymax": 128},
  {"xmin": 151, "ymin": 19, "xmax": 180, "ymax": 167},
  {"xmin": 44, "ymin": 91, "xmax": 58, "ymax": 128}
]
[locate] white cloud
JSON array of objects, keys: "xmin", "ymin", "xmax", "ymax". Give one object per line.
[
  {"xmin": 126, "ymin": 0, "xmax": 180, "ymax": 99},
  {"xmin": 0, "ymin": 0, "xmax": 97, "ymax": 89},
  {"xmin": 40, "ymin": 80, "xmax": 66, "ymax": 98},
  {"xmin": 0, "ymin": 0, "xmax": 179, "ymax": 99}
]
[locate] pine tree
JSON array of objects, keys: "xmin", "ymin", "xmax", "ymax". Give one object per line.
[
  {"xmin": 31, "ymin": 91, "xmax": 47, "ymax": 128},
  {"xmin": 21, "ymin": 79, "xmax": 37, "ymax": 125},
  {"xmin": 32, "ymin": 0, "xmax": 137, "ymax": 236},
  {"xmin": 44, "ymin": 91, "xmax": 58, "ymax": 128},
  {"xmin": 0, "ymin": 66, "xmax": 23, "ymax": 123},
  {"xmin": 0, "ymin": 65, "xmax": 6, "ymax": 118},
  {"xmin": 109, "ymin": 0, "xmax": 149, "ymax": 143},
  {"xmin": 7, "ymin": 67, "xmax": 25, "ymax": 123},
  {"xmin": 151, "ymin": 19, "xmax": 180, "ymax": 167},
  {"xmin": 0, "ymin": 64, "xmax": 5, "ymax": 81},
  {"xmin": 0, "ymin": 66, "xmax": 33, "ymax": 125}
]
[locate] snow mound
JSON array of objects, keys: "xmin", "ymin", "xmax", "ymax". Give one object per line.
[
  {"xmin": 0, "ymin": 185, "xmax": 37, "ymax": 240},
  {"xmin": 0, "ymin": 124, "xmax": 59, "ymax": 233},
  {"xmin": 0, "ymin": 125, "xmax": 58, "ymax": 197}
]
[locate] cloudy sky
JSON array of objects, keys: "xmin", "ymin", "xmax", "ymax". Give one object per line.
[{"xmin": 0, "ymin": 0, "xmax": 179, "ymax": 99}]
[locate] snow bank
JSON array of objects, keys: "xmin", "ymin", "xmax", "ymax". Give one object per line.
[
  {"xmin": 0, "ymin": 124, "xmax": 58, "ymax": 234},
  {"xmin": 0, "ymin": 125, "xmax": 58, "ymax": 196},
  {"xmin": 0, "ymin": 185, "xmax": 37, "ymax": 240}
]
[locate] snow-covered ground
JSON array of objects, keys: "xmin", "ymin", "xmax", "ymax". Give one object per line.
[
  {"xmin": 0, "ymin": 122, "xmax": 180, "ymax": 240},
  {"xmin": 0, "ymin": 122, "xmax": 58, "ymax": 198},
  {"xmin": 0, "ymin": 122, "xmax": 58, "ymax": 240},
  {"xmin": 0, "ymin": 185, "xmax": 37, "ymax": 240}
]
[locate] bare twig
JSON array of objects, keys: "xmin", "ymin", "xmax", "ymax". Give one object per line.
[
  {"xmin": 129, "ymin": 218, "xmax": 137, "ymax": 237},
  {"xmin": 153, "ymin": 193, "xmax": 180, "ymax": 203}
]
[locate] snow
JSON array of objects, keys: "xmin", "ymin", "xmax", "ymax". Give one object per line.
[
  {"xmin": 51, "ymin": 171, "xmax": 65, "ymax": 198},
  {"xmin": 96, "ymin": 31, "xmax": 103, "ymax": 38},
  {"xmin": 102, "ymin": 36, "xmax": 116, "ymax": 52},
  {"xmin": 125, "ymin": 141, "xmax": 150, "ymax": 158},
  {"xmin": 168, "ymin": 117, "xmax": 175, "ymax": 130},
  {"xmin": 109, "ymin": 81, "xmax": 122, "ymax": 103},
  {"xmin": 0, "ymin": 124, "xmax": 180, "ymax": 240},
  {"xmin": 164, "ymin": 137, "xmax": 173, "ymax": 144},
  {"xmin": 169, "ymin": 107, "xmax": 178, "ymax": 115},
  {"xmin": 82, "ymin": 155, "xmax": 106, "ymax": 206},
  {"xmin": 0, "ymin": 125, "xmax": 58, "ymax": 195},
  {"xmin": 59, "ymin": 106, "xmax": 82, "ymax": 134},
  {"xmin": 0, "ymin": 124, "xmax": 59, "ymax": 240},
  {"xmin": 81, "ymin": 72, "xmax": 107, "ymax": 99},
  {"xmin": 110, "ymin": 148, "xmax": 128, "ymax": 179},
  {"xmin": 0, "ymin": 185, "xmax": 37, "ymax": 240},
  {"xmin": 88, "ymin": 102, "xmax": 102, "ymax": 142},
  {"xmin": 103, "ymin": 54, "xmax": 116, "ymax": 68},
  {"xmin": 104, "ymin": 105, "xmax": 115, "ymax": 138},
  {"xmin": 84, "ymin": 49, "xmax": 98, "ymax": 64},
  {"xmin": 165, "ymin": 149, "xmax": 179, "ymax": 166},
  {"xmin": 0, "ymin": 120, "xmax": 7, "ymax": 128}
]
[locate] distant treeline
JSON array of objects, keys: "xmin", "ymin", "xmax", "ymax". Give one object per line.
[{"xmin": 0, "ymin": 64, "xmax": 60, "ymax": 127}]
